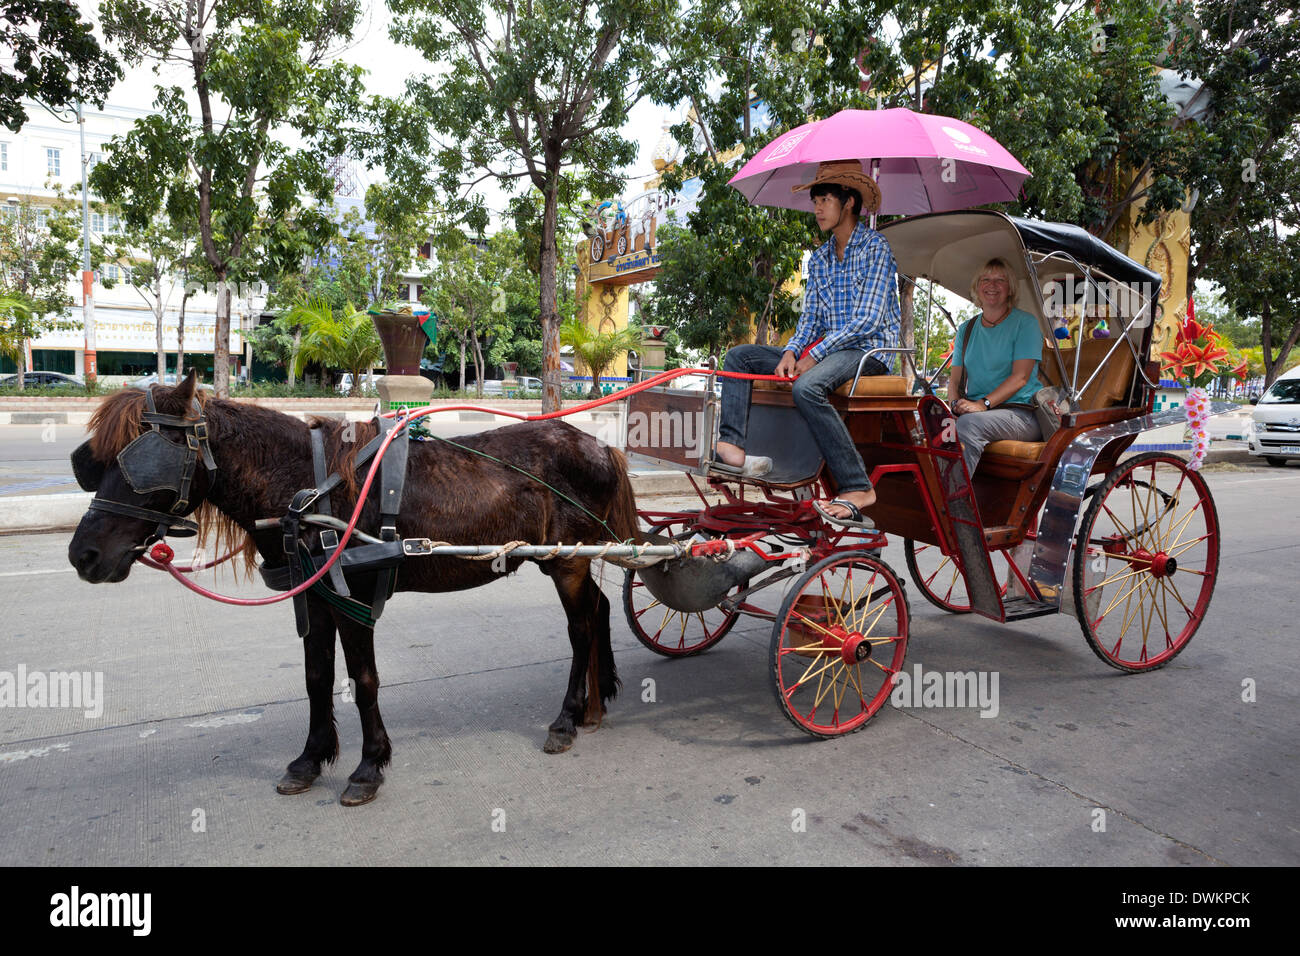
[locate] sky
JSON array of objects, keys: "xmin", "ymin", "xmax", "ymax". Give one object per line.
[{"xmin": 71, "ymin": 0, "xmax": 672, "ymax": 220}]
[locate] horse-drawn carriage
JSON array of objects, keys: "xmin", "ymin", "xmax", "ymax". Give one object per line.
[
  {"xmin": 65, "ymin": 209, "xmax": 1222, "ymax": 804},
  {"xmin": 622, "ymin": 210, "xmax": 1219, "ymax": 737}
]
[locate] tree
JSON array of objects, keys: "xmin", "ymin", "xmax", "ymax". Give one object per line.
[
  {"xmin": 94, "ymin": 0, "xmax": 370, "ymax": 396},
  {"xmin": 1, "ymin": 1, "xmax": 121, "ymax": 131},
  {"xmin": 0, "ymin": 190, "xmax": 98, "ymax": 388},
  {"xmin": 106, "ymin": 211, "xmax": 197, "ymax": 378},
  {"xmin": 288, "ymin": 298, "xmax": 382, "ymax": 395},
  {"xmin": 560, "ymin": 316, "xmax": 639, "ymax": 399},
  {"xmin": 386, "ymin": 0, "xmax": 680, "ymax": 411},
  {"xmin": 426, "ymin": 231, "xmax": 524, "ymax": 396},
  {"xmin": 1173, "ymin": 1, "xmax": 1300, "ymax": 386}
]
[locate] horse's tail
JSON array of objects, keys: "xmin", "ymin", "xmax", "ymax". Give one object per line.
[{"xmin": 603, "ymin": 446, "xmax": 641, "ymax": 543}]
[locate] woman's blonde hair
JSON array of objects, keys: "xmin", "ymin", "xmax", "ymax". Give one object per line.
[{"xmin": 971, "ymin": 258, "xmax": 1019, "ymax": 309}]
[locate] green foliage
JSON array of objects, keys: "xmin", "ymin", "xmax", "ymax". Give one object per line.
[
  {"xmin": 384, "ymin": 0, "xmax": 682, "ymax": 409},
  {"xmin": 559, "ymin": 317, "xmax": 640, "ymax": 398},
  {"xmin": 426, "ymin": 230, "xmax": 532, "ymax": 395},
  {"xmin": 287, "ymin": 298, "xmax": 383, "ymax": 395},
  {"xmin": 93, "ymin": 0, "xmax": 371, "ymax": 395},
  {"xmin": 1, "ymin": 1, "xmax": 121, "ymax": 131}
]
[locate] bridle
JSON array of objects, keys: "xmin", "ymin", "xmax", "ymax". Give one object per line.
[{"xmin": 75, "ymin": 386, "xmax": 219, "ymax": 543}]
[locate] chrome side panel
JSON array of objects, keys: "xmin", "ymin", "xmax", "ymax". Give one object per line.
[{"xmin": 1027, "ymin": 408, "xmax": 1190, "ymax": 609}]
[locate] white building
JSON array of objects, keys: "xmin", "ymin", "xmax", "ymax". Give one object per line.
[{"xmin": 1, "ymin": 100, "xmax": 252, "ymax": 382}]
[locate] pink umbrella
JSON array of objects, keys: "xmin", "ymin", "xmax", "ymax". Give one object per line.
[{"xmin": 728, "ymin": 108, "xmax": 1030, "ymax": 215}]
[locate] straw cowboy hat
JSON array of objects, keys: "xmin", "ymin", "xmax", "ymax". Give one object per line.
[{"xmin": 791, "ymin": 160, "xmax": 882, "ymax": 213}]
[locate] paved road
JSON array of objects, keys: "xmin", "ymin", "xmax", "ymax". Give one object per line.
[{"xmin": 0, "ymin": 464, "xmax": 1296, "ymax": 866}]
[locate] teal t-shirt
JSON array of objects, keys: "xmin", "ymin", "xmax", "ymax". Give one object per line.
[{"xmin": 952, "ymin": 307, "xmax": 1043, "ymax": 406}]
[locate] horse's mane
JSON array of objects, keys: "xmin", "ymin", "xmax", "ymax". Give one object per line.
[{"xmin": 87, "ymin": 388, "xmax": 256, "ymax": 577}]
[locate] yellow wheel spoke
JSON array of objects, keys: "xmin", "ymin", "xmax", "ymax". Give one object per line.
[
  {"xmin": 1167, "ymin": 534, "xmax": 1213, "ymax": 561},
  {"xmin": 1090, "ymin": 564, "xmax": 1147, "ymax": 591},
  {"xmin": 1163, "ymin": 574, "xmax": 1197, "ymax": 619},
  {"xmin": 1099, "ymin": 574, "xmax": 1149, "ymax": 620}
]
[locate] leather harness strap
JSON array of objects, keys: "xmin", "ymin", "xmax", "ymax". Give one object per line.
[{"xmin": 279, "ymin": 416, "xmax": 409, "ymax": 638}]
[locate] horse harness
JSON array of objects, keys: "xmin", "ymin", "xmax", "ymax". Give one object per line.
[
  {"xmin": 72, "ymin": 386, "xmax": 218, "ymax": 542},
  {"xmin": 260, "ymin": 415, "xmax": 411, "ymax": 637}
]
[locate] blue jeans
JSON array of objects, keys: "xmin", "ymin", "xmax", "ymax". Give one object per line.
[{"xmin": 718, "ymin": 345, "xmax": 888, "ymax": 493}]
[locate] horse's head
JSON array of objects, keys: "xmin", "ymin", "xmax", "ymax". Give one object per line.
[{"xmin": 68, "ymin": 370, "xmax": 219, "ymax": 582}]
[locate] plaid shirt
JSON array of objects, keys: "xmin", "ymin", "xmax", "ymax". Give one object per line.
[{"xmin": 785, "ymin": 222, "xmax": 901, "ymax": 362}]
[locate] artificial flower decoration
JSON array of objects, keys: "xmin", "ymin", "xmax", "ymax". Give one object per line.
[{"xmin": 1161, "ymin": 302, "xmax": 1240, "ymax": 471}]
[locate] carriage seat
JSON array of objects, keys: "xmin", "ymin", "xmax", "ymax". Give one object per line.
[
  {"xmin": 981, "ymin": 340, "xmax": 1137, "ymax": 461},
  {"xmin": 751, "ymin": 375, "xmax": 909, "ymax": 397}
]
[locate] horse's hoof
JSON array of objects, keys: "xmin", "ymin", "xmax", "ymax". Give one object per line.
[
  {"xmin": 543, "ymin": 731, "xmax": 573, "ymax": 754},
  {"xmin": 276, "ymin": 770, "xmax": 319, "ymax": 795},
  {"xmin": 340, "ymin": 780, "xmax": 381, "ymax": 806}
]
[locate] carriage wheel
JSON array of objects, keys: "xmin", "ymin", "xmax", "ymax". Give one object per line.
[
  {"xmin": 590, "ymin": 235, "xmax": 605, "ymax": 261},
  {"xmin": 903, "ymin": 539, "xmax": 1013, "ymax": 614},
  {"xmin": 1072, "ymin": 453, "xmax": 1219, "ymax": 672},
  {"xmin": 770, "ymin": 552, "xmax": 909, "ymax": 738},
  {"xmin": 621, "ymin": 517, "xmax": 739, "ymax": 657},
  {"xmin": 615, "ymin": 233, "xmax": 628, "ymax": 257}
]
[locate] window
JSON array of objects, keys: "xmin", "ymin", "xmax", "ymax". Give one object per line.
[
  {"xmin": 47, "ymin": 148, "xmax": 61, "ymax": 177},
  {"xmin": 87, "ymin": 151, "xmax": 102, "ymax": 173},
  {"xmin": 36, "ymin": 209, "xmax": 48, "ymax": 229},
  {"xmin": 1, "ymin": 142, "xmax": 7, "ymax": 171},
  {"xmin": 105, "ymin": 213, "xmax": 118, "ymax": 233},
  {"xmin": 104, "ymin": 264, "xmax": 120, "ymax": 281},
  {"xmin": 91, "ymin": 212, "xmax": 104, "ymax": 233}
]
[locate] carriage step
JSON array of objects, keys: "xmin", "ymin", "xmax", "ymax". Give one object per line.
[{"xmin": 1000, "ymin": 596, "xmax": 1057, "ymax": 622}]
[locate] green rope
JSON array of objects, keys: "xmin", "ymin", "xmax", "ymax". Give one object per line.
[{"xmin": 426, "ymin": 434, "xmax": 630, "ymax": 544}]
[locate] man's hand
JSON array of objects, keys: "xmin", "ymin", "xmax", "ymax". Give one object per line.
[
  {"xmin": 794, "ymin": 353, "xmax": 818, "ymax": 375},
  {"xmin": 775, "ymin": 350, "xmax": 799, "ymax": 378}
]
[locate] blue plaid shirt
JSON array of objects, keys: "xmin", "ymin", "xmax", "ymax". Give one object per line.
[{"xmin": 785, "ymin": 223, "xmax": 901, "ymax": 362}]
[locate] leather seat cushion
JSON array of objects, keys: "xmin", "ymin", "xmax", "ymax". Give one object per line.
[
  {"xmin": 984, "ymin": 439, "xmax": 1047, "ymax": 460},
  {"xmin": 752, "ymin": 375, "xmax": 908, "ymax": 396}
]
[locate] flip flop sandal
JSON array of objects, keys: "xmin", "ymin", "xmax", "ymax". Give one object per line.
[
  {"xmin": 709, "ymin": 456, "xmax": 773, "ymax": 479},
  {"xmin": 813, "ymin": 498, "xmax": 876, "ymax": 530}
]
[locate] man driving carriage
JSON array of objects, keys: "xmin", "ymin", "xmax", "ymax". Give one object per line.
[{"xmin": 713, "ymin": 160, "xmax": 901, "ymax": 529}]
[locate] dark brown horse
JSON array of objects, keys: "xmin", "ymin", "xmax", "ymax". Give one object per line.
[{"xmin": 67, "ymin": 371, "xmax": 639, "ymax": 805}]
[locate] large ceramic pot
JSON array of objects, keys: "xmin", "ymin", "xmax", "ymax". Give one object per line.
[{"xmin": 370, "ymin": 311, "xmax": 427, "ymax": 376}]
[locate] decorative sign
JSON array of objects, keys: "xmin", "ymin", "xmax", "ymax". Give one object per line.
[{"xmin": 34, "ymin": 309, "xmax": 245, "ymax": 352}]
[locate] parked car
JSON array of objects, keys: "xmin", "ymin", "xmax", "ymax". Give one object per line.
[
  {"xmin": 337, "ymin": 373, "xmax": 379, "ymax": 395},
  {"xmin": 0, "ymin": 371, "xmax": 85, "ymax": 389},
  {"xmin": 515, "ymin": 376, "xmax": 544, "ymax": 392},
  {"xmin": 127, "ymin": 372, "xmax": 214, "ymax": 391},
  {"xmin": 1247, "ymin": 365, "xmax": 1300, "ymax": 467}
]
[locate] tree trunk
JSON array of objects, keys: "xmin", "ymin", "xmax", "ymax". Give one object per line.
[
  {"xmin": 898, "ymin": 273, "xmax": 915, "ymax": 374},
  {"xmin": 470, "ymin": 323, "xmax": 486, "ymax": 394},
  {"xmin": 458, "ymin": 336, "xmax": 467, "ymax": 393},
  {"xmin": 155, "ymin": 278, "xmax": 166, "ymax": 379},
  {"xmin": 287, "ymin": 326, "xmax": 300, "ymax": 388},
  {"xmin": 177, "ymin": 291, "xmax": 189, "ymax": 376},
  {"xmin": 539, "ymin": 174, "xmax": 562, "ymax": 412},
  {"xmin": 214, "ymin": 276, "xmax": 231, "ymax": 397}
]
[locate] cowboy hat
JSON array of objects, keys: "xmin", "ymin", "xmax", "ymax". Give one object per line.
[{"xmin": 791, "ymin": 160, "xmax": 882, "ymax": 213}]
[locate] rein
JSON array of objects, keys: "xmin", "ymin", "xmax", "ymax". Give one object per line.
[{"xmin": 139, "ymin": 366, "xmax": 793, "ymax": 605}]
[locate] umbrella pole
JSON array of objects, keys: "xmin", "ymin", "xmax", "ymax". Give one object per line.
[
  {"xmin": 922, "ymin": 277, "xmax": 934, "ymax": 385},
  {"xmin": 869, "ymin": 159, "xmax": 881, "ymax": 230}
]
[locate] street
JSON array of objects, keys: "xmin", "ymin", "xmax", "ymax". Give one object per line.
[{"xmin": 0, "ymin": 459, "xmax": 1295, "ymax": 866}]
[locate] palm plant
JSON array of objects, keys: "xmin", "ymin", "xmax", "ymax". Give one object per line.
[
  {"xmin": 0, "ymin": 295, "xmax": 34, "ymax": 391},
  {"xmin": 288, "ymin": 298, "xmax": 384, "ymax": 396},
  {"xmin": 560, "ymin": 317, "xmax": 641, "ymax": 399}
]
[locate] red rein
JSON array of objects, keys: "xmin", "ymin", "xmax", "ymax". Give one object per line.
[{"xmin": 140, "ymin": 366, "xmax": 793, "ymax": 605}]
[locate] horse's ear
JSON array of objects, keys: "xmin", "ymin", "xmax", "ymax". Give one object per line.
[
  {"xmin": 175, "ymin": 367, "xmax": 198, "ymax": 406},
  {"xmin": 71, "ymin": 440, "xmax": 105, "ymax": 492}
]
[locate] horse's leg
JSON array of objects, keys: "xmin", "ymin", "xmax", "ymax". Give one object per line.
[
  {"xmin": 543, "ymin": 560, "xmax": 619, "ymax": 753},
  {"xmin": 277, "ymin": 595, "xmax": 339, "ymax": 795},
  {"xmin": 335, "ymin": 604, "xmax": 392, "ymax": 807}
]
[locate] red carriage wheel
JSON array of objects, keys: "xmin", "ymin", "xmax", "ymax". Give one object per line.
[
  {"xmin": 1072, "ymin": 453, "xmax": 1219, "ymax": 672},
  {"xmin": 621, "ymin": 516, "xmax": 739, "ymax": 657},
  {"xmin": 769, "ymin": 552, "xmax": 909, "ymax": 737},
  {"xmin": 903, "ymin": 539, "xmax": 1014, "ymax": 614}
]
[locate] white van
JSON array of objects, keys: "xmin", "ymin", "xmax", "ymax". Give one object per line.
[{"xmin": 1247, "ymin": 364, "xmax": 1300, "ymax": 466}]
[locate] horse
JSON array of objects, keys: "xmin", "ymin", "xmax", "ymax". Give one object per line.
[{"xmin": 67, "ymin": 370, "xmax": 640, "ymax": 806}]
